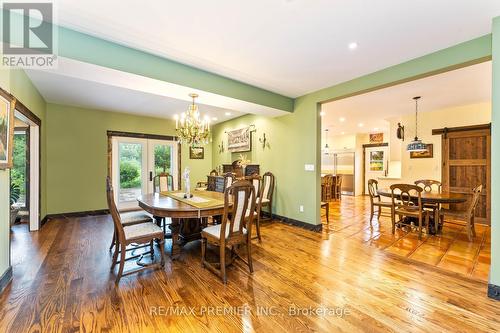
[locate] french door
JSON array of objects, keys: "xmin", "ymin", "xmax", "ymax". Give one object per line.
[
  {"xmin": 111, "ymin": 137, "xmax": 179, "ymax": 210},
  {"xmin": 364, "ymin": 146, "xmax": 388, "ymax": 193}
]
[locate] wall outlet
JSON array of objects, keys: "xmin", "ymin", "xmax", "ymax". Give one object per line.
[
  {"xmin": 304, "ymin": 164, "xmax": 315, "ymax": 171},
  {"xmin": 299, "ymin": 205, "xmax": 304, "ymax": 212}
]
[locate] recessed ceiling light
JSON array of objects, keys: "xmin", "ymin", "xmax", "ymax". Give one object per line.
[
  {"xmin": 339, "ymin": 117, "xmax": 346, "ymax": 122},
  {"xmin": 341, "ymin": 131, "xmax": 345, "ymax": 135},
  {"xmin": 225, "ymin": 112, "xmax": 232, "ymax": 116},
  {"xmin": 358, "ymin": 123, "xmax": 364, "ymax": 127},
  {"xmin": 212, "ymin": 117, "xmax": 218, "ymax": 121},
  {"xmin": 320, "ymin": 111, "xmax": 325, "ymax": 116},
  {"xmin": 348, "ymin": 42, "xmax": 358, "ymax": 50}
]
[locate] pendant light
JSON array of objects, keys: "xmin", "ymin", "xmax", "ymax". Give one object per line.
[
  {"xmin": 406, "ymin": 96, "xmax": 427, "ymax": 152},
  {"xmin": 323, "ymin": 129, "xmax": 330, "ymax": 155}
]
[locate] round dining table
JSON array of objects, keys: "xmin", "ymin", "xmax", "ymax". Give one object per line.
[
  {"xmin": 376, "ymin": 188, "xmax": 467, "ymax": 234},
  {"xmin": 137, "ymin": 191, "xmax": 230, "ymax": 258}
]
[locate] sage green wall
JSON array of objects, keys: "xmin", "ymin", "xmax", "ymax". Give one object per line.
[
  {"xmin": 490, "ymin": 16, "xmax": 500, "ymax": 287},
  {"xmin": 212, "ymin": 110, "xmax": 320, "ymax": 224},
  {"xmin": 46, "ymin": 104, "xmax": 212, "ymax": 214},
  {"xmin": 0, "ymin": 68, "xmax": 46, "ymax": 280}
]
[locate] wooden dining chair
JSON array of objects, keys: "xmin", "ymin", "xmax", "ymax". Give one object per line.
[
  {"xmin": 439, "ymin": 184, "xmax": 483, "ymax": 241},
  {"xmin": 334, "ymin": 175, "xmax": 343, "ymax": 200},
  {"xmin": 153, "ymin": 173, "xmax": 174, "ymax": 234},
  {"xmin": 367, "ymin": 179, "xmax": 393, "ymax": 226},
  {"xmin": 390, "ymin": 184, "xmax": 429, "ymax": 239},
  {"xmin": 106, "ymin": 177, "xmax": 165, "ymax": 283},
  {"xmin": 222, "ymin": 172, "xmax": 235, "ymax": 190},
  {"xmin": 414, "ymin": 179, "xmax": 442, "ymax": 231},
  {"xmin": 257, "ymin": 172, "xmax": 275, "ymax": 221},
  {"xmin": 321, "ymin": 174, "xmax": 334, "ymax": 202},
  {"xmin": 247, "ymin": 174, "xmax": 263, "ymax": 241},
  {"xmin": 321, "ymin": 201, "xmax": 329, "ymax": 224},
  {"xmin": 201, "ymin": 180, "xmax": 256, "ymax": 283}
]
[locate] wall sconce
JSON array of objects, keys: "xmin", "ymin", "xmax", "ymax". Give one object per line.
[
  {"xmin": 218, "ymin": 141, "xmax": 225, "ymax": 154},
  {"xmin": 397, "ymin": 122, "xmax": 405, "ymax": 141},
  {"xmin": 259, "ymin": 133, "xmax": 270, "ymax": 149}
]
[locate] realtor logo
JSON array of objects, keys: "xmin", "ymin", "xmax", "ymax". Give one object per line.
[{"xmin": 2, "ymin": 2, "xmax": 57, "ymax": 68}]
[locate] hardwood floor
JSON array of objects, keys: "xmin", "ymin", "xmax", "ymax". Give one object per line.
[
  {"xmin": 322, "ymin": 196, "xmax": 491, "ymax": 282},
  {"xmin": 1, "ymin": 214, "xmax": 499, "ymax": 332}
]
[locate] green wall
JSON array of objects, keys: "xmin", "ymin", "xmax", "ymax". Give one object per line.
[
  {"xmin": 0, "ymin": 68, "xmax": 46, "ymax": 279},
  {"xmin": 45, "ymin": 104, "xmax": 212, "ymax": 214},
  {"xmin": 490, "ymin": 17, "xmax": 500, "ymax": 287},
  {"xmin": 212, "ymin": 110, "xmax": 319, "ymax": 224}
]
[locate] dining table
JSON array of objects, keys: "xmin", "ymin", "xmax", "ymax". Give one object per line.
[
  {"xmin": 137, "ymin": 191, "xmax": 230, "ymax": 258},
  {"xmin": 376, "ymin": 188, "xmax": 467, "ymax": 234}
]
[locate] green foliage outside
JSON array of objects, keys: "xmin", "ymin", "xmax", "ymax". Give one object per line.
[
  {"xmin": 119, "ymin": 143, "xmax": 172, "ymax": 189},
  {"xmin": 11, "ymin": 133, "xmax": 26, "ymax": 196}
]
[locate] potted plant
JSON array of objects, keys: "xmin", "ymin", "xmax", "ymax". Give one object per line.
[{"xmin": 10, "ymin": 183, "xmax": 20, "ymax": 226}]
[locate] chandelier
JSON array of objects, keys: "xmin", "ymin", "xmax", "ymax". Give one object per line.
[
  {"xmin": 174, "ymin": 93, "xmax": 211, "ymax": 146},
  {"xmin": 406, "ymin": 96, "xmax": 427, "ymax": 152}
]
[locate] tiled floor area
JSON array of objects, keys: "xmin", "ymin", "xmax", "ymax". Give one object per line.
[{"xmin": 321, "ymin": 196, "xmax": 491, "ymax": 282}]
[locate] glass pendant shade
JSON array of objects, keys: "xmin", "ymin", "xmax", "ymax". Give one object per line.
[{"xmin": 406, "ymin": 96, "xmax": 427, "ymax": 152}]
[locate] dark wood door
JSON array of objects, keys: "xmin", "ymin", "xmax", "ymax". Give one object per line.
[{"xmin": 441, "ymin": 126, "xmax": 490, "ymax": 224}]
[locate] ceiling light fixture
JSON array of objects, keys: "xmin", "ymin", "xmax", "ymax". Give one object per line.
[
  {"xmin": 358, "ymin": 123, "xmax": 364, "ymax": 127},
  {"xmin": 407, "ymin": 96, "xmax": 427, "ymax": 152},
  {"xmin": 348, "ymin": 42, "xmax": 358, "ymax": 50},
  {"xmin": 339, "ymin": 117, "xmax": 346, "ymax": 122},
  {"xmin": 174, "ymin": 93, "xmax": 210, "ymax": 146},
  {"xmin": 225, "ymin": 112, "xmax": 232, "ymax": 116},
  {"xmin": 212, "ymin": 117, "xmax": 218, "ymax": 121}
]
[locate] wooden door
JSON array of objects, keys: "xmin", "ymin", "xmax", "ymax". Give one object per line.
[{"xmin": 440, "ymin": 126, "xmax": 490, "ymax": 224}]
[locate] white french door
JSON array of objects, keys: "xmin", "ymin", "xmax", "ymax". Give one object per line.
[{"xmin": 111, "ymin": 137, "xmax": 178, "ymax": 210}]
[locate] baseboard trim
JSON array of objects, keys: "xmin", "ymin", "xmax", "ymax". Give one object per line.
[
  {"xmin": 0, "ymin": 266, "xmax": 13, "ymax": 294},
  {"xmin": 264, "ymin": 212, "xmax": 322, "ymax": 232},
  {"xmin": 45, "ymin": 209, "xmax": 110, "ymax": 222},
  {"xmin": 488, "ymin": 283, "xmax": 500, "ymax": 301}
]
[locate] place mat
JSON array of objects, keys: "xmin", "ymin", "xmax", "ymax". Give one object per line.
[{"xmin": 160, "ymin": 191, "xmax": 224, "ymax": 209}]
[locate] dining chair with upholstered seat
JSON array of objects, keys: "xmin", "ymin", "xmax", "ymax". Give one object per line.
[
  {"xmin": 201, "ymin": 180, "xmax": 256, "ymax": 283},
  {"xmin": 222, "ymin": 172, "xmax": 235, "ymax": 190},
  {"xmin": 109, "ymin": 210, "xmax": 154, "ymax": 251},
  {"xmin": 390, "ymin": 184, "xmax": 429, "ymax": 239},
  {"xmin": 367, "ymin": 179, "xmax": 393, "ymax": 226},
  {"xmin": 321, "ymin": 201, "xmax": 329, "ymax": 224},
  {"xmin": 106, "ymin": 177, "xmax": 165, "ymax": 283},
  {"xmin": 247, "ymin": 173, "xmax": 263, "ymax": 241},
  {"xmin": 440, "ymin": 184, "xmax": 482, "ymax": 241},
  {"xmin": 257, "ymin": 172, "xmax": 275, "ymax": 222},
  {"xmin": 153, "ymin": 173, "xmax": 174, "ymax": 234}
]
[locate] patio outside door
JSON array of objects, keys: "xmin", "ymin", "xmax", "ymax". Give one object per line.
[{"xmin": 112, "ymin": 137, "xmax": 178, "ymax": 210}]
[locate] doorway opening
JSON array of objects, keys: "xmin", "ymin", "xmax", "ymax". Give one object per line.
[
  {"xmin": 108, "ymin": 131, "xmax": 180, "ymax": 211},
  {"xmin": 319, "ymin": 60, "xmax": 492, "ymax": 282}
]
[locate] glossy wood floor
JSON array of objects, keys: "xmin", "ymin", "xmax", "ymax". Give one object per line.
[
  {"xmin": 322, "ymin": 196, "xmax": 491, "ymax": 282},
  {"xmin": 1, "ymin": 215, "xmax": 499, "ymax": 333}
]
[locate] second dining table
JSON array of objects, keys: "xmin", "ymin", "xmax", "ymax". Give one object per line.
[
  {"xmin": 376, "ymin": 187, "xmax": 467, "ymax": 234},
  {"xmin": 137, "ymin": 191, "xmax": 231, "ymax": 258}
]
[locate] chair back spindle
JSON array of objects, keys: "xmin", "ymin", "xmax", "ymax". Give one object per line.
[
  {"xmin": 220, "ymin": 181, "xmax": 255, "ymax": 243},
  {"xmin": 154, "ymin": 173, "xmax": 174, "ymax": 193}
]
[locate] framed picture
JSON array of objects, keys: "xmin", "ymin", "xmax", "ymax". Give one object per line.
[
  {"xmin": 227, "ymin": 127, "xmax": 251, "ymax": 152},
  {"xmin": 0, "ymin": 92, "xmax": 15, "ymax": 169},
  {"xmin": 189, "ymin": 146, "xmax": 204, "ymax": 159},
  {"xmin": 410, "ymin": 143, "xmax": 433, "ymax": 159},
  {"xmin": 369, "ymin": 133, "xmax": 384, "ymax": 143}
]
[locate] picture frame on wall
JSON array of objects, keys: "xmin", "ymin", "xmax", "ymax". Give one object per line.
[
  {"xmin": 0, "ymin": 91, "xmax": 15, "ymax": 169},
  {"xmin": 189, "ymin": 146, "xmax": 204, "ymax": 159},
  {"xmin": 227, "ymin": 127, "xmax": 252, "ymax": 152},
  {"xmin": 410, "ymin": 143, "xmax": 433, "ymax": 159}
]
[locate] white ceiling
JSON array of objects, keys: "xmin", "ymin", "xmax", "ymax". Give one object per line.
[
  {"xmin": 321, "ymin": 61, "xmax": 492, "ymax": 135},
  {"xmin": 55, "ymin": 0, "xmax": 500, "ymax": 97},
  {"xmin": 25, "ymin": 58, "xmax": 289, "ymax": 122}
]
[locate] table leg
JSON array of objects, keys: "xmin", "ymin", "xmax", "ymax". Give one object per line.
[{"xmin": 169, "ymin": 218, "xmax": 181, "ymax": 259}]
